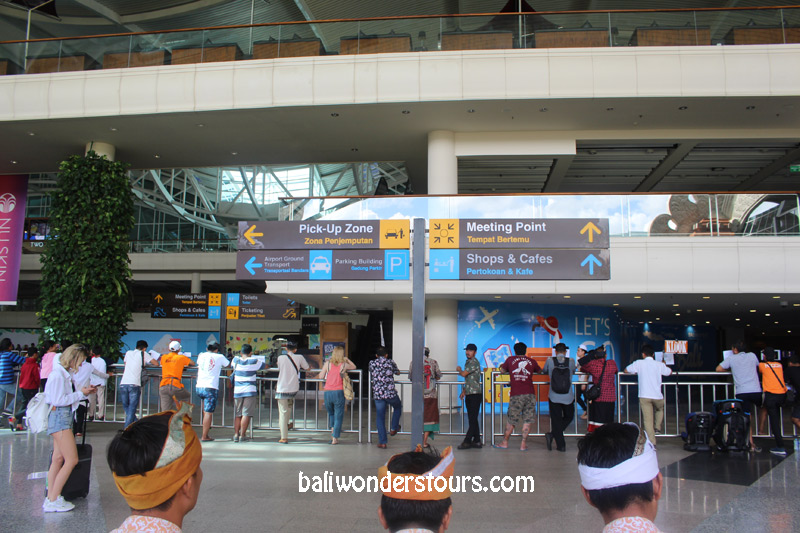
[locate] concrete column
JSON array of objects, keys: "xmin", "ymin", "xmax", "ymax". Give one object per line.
[
  {"xmin": 85, "ymin": 141, "xmax": 115, "ymax": 160},
  {"xmin": 427, "ymin": 131, "xmax": 457, "ymax": 195},
  {"xmin": 191, "ymin": 272, "xmax": 202, "ymax": 293},
  {"xmin": 392, "ymin": 299, "xmax": 413, "ymax": 412},
  {"xmin": 426, "ymin": 299, "xmax": 459, "ymax": 409}
]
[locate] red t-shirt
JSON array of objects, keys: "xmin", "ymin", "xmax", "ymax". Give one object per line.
[
  {"xmin": 500, "ymin": 356, "xmax": 541, "ymax": 396},
  {"xmin": 20, "ymin": 358, "xmax": 41, "ymax": 390}
]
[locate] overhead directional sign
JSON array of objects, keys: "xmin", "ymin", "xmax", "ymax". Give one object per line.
[
  {"xmin": 429, "ymin": 218, "xmax": 609, "ymax": 249},
  {"xmin": 238, "ymin": 220, "xmax": 410, "ymax": 250},
  {"xmin": 236, "ymin": 249, "xmax": 410, "ymax": 280},
  {"xmin": 151, "ymin": 293, "xmax": 213, "ymax": 319},
  {"xmin": 225, "ymin": 293, "xmax": 301, "ymax": 320},
  {"xmin": 429, "ymin": 249, "xmax": 610, "ymax": 280}
]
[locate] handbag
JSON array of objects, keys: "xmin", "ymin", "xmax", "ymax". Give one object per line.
[
  {"xmin": 584, "ymin": 359, "xmax": 608, "ymax": 401},
  {"xmin": 340, "ymin": 363, "xmax": 354, "ymax": 402}
]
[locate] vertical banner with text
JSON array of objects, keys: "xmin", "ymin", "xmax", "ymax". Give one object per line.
[{"xmin": 0, "ymin": 176, "xmax": 28, "ymax": 305}]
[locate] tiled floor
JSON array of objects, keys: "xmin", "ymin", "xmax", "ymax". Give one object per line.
[{"xmin": 1, "ymin": 423, "xmax": 797, "ymax": 533}]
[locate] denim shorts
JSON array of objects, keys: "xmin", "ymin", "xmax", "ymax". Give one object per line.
[
  {"xmin": 47, "ymin": 406, "xmax": 73, "ymax": 435},
  {"xmin": 196, "ymin": 387, "xmax": 219, "ymax": 413}
]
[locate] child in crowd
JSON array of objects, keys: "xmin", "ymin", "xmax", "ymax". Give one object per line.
[{"xmin": 11, "ymin": 348, "xmax": 41, "ymax": 431}]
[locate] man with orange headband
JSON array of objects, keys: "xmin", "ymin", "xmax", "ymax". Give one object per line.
[
  {"xmin": 378, "ymin": 446, "xmax": 454, "ymax": 533},
  {"xmin": 107, "ymin": 402, "xmax": 203, "ymax": 532}
]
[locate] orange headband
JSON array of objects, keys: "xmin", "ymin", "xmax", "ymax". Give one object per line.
[
  {"xmin": 377, "ymin": 445, "xmax": 454, "ymax": 501},
  {"xmin": 112, "ymin": 403, "xmax": 202, "ymax": 510}
]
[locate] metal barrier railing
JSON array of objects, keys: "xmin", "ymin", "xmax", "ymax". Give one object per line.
[
  {"xmin": 4, "ymin": 364, "xmax": 798, "ymax": 449},
  {"xmin": 366, "ymin": 370, "xmax": 488, "ymax": 445},
  {"xmin": 490, "ymin": 370, "xmax": 799, "ymax": 446},
  {"xmin": 105, "ymin": 364, "xmax": 364, "ymax": 442}
]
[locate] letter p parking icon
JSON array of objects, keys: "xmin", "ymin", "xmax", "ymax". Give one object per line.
[{"xmin": 384, "ymin": 250, "xmax": 409, "ymax": 280}]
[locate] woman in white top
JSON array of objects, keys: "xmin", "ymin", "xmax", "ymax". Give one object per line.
[{"xmin": 43, "ymin": 344, "xmax": 96, "ymax": 513}]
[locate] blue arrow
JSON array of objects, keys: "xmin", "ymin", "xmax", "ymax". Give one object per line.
[
  {"xmin": 245, "ymin": 256, "xmax": 263, "ymax": 276},
  {"xmin": 580, "ymin": 254, "xmax": 602, "ymax": 275}
]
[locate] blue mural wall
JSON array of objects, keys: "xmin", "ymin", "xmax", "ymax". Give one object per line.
[
  {"xmin": 457, "ymin": 301, "xmax": 622, "ymax": 370},
  {"xmin": 118, "ymin": 331, "xmax": 219, "ymax": 362}
]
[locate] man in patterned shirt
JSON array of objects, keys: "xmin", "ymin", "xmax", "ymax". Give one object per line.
[
  {"xmin": 456, "ymin": 343, "xmax": 483, "ymax": 449},
  {"xmin": 577, "ymin": 423, "xmax": 663, "ymax": 533},
  {"xmin": 369, "ymin": 347, "xmax": 402, "ymax": 449}
]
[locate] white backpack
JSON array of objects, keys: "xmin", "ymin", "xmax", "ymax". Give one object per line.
[{"xmin": 25, "ymin": 393, "xmax": 50, "ymax": 434}]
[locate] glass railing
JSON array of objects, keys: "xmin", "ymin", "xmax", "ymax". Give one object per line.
[
  {"xmin": 1, "ymin": 7, "xmax": 799, "ymax": 75},
  {"xmin": 281, "ymin": 193, "xmax": 800, "ymax": 238}
]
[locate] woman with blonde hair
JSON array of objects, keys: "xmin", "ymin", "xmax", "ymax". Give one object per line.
[
  {"xmin": 43, "ymin": 344, "xmax": 96, "ymax": 512},
  {"xmin": 318, "ymin": 346, "xmax": 355, "ymax": 444}
]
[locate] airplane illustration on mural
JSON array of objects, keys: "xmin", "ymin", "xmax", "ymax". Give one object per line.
[{"xmin": 475, "ymin": 306, "xmax": 498, "ymax": 329}]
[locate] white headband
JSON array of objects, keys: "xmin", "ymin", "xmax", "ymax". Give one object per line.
[{"xmin": 578, "ymin": 430, "xmax": 659, "ymax": 490}]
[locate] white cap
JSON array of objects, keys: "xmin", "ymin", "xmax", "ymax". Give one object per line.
[
  {"xmin": 169, "ymin": 340, "xmax": 181, "ymax": 352},
  {"xmin": 578, "ymin": 343, "xmax": 590, "ymax": 352}
]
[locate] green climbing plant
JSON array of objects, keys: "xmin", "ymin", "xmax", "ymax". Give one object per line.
[{"xmin": 39, "ymin": 150, "xmax": 134, "ymax": 360}]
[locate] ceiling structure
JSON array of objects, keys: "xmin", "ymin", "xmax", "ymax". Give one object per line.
[{"xmin": 2, "ymin": 0, "xmax": 799, "ymax": 338}]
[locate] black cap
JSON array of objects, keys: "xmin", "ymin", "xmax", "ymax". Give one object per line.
[
  {"xmin": 554, "ymin": 342, "xmax": 568, "ymax": 352},
  {"xmin": 465, "ymin": 343, "xmax": 477, "ymax": 351},
  {"xmin": 286, "ymin": 340, "xmax": 298, "ymax": 349}
]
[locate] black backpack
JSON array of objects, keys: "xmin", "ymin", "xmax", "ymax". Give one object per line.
[
  {"xmin": 713, "ymin": 400, "xmax": 750, "ymax": 452},
  {"xmin": 550, "ymin": 357, "xmax": 572, "ymax": 395},
  {"xmin": 682, "ymin": 411, "xmax": 714, "ymax": 452}
]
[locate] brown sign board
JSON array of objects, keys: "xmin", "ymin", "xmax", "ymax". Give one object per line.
[
  {"xmin": 237, "ymin": 220, "xmax": 410, "ymax": 250},
  {"xmin": 429, "ymin": 218, "xmax": 610, "ymax": 249}
]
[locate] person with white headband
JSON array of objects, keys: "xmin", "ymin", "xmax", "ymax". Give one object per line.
[{"xmin": 577, "ymin": 422, "xmax": 664, "ymax": 533}]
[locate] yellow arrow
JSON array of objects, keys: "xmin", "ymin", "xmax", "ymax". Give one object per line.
[
  {"xmin": 154, "ymin": 294, "xmax": 163, "ymax": 303},
  {"xmin": 244, "ymin": 225, "xmax": 264, "ymax": 245},
  {"xmin": 580, "ymin": 221, "xmax": 602, "ymax": 243}
]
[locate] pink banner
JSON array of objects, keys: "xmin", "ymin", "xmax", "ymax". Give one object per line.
[{"xmin": 0, "ymin": 175, "xmax": 28, "ymax": 305}]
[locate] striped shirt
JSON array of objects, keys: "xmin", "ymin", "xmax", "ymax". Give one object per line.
[
  {"xmin": 232, "ymin": 356, "xmax": 264, "ymax": 398},
  {"xmin": 0, "ymin": 351, "xmax": 25, "ymax": 385}
]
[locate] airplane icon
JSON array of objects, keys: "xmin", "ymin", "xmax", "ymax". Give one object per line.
[{"xmin": 474, "ymin": 306, "xmax": 498, "ymax": 329}]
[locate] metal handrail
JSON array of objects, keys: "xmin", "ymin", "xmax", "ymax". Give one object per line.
[{"xmin": 1, "ymin": 6, "xmax": 795, "ymax": 45}]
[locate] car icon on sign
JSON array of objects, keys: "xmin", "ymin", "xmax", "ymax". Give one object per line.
[{"xmin": 309, "ymin": 255, "xmax": 332, "ymax": 274}]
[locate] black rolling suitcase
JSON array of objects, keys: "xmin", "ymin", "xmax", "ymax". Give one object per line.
[{"xmin": 48, "ymin": 403, "xmax": 92, "ymax": 500}]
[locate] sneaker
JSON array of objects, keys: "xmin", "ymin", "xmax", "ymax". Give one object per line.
[
  {"xmin": 43, "ymin": 496, "xmax": 75, "ymax": 513},
  {"xmin": 770, "ymin": 447, "xmax": 787, "ymax": 456}
]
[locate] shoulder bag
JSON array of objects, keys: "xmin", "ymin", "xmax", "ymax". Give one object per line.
[
  {"xmin": 340, "ymin": 362, "xmax": 354, "ymax": 402},
  {"xmin": 584, "ymin": 359, "xmax": 608, "ymax": 401},
  {"xmin": 765, "ymin": 363, "xmax": 793, "ymax": 405}
]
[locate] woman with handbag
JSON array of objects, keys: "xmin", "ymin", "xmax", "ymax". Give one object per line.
[
  {"xmin": 758, "ymin": 347, "xmax": 788, "ymax": 456},
  {"xmin": 578, "ymin": 345, "xmax": 618, "ymax": 433},
  {"xmin": 317, "ymin": 346, "xmax": 355, "ymax": 445},
  {"xmin": 43, "ymin": 344, "xmax": 96, "ymax": 513}
]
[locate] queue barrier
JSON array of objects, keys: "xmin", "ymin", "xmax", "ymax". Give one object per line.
[
  {"xmin": 3, "ymin": 366, "xmax": 799, "ymax": 448},
  {"xmin": 105, "ymin": 365, "xmax": 364, "ymax": 443}
]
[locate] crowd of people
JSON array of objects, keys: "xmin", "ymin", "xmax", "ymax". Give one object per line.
[{"xmin": 0, "ymin": 335, "xmax": 798, "ymax": 530}]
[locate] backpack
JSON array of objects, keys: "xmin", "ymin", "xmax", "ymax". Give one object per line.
[
  {"xmin": 713, "ymin": 400, "xmax": 750, "ymax": 452},
  {"xmin": 550, "ymin": 357, "xmax": 572, "ymax": 395},
  {"xmin": 25, "ymin": 392, "xmax": 50, "ymax": 434},
  {"xmin": 682, "ymin": 411, "xmax": 714, "ymax": 451}
]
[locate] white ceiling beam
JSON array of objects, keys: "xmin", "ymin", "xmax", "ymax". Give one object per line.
[{"xmin": 239, "ymin": 166, "xmax": 264, "ymax": 218}]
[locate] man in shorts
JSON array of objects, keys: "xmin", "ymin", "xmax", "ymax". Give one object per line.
[
  {"xmin": 496, "ymin": 342, "xmax": 541, "ymax": 451},
  {"xmin": 716, "ymin": 340, "xmax": 763, "ymax": 451},
  {"xmin": 195, "ymin": 342, "xmax": 230, "ymax": 441},
  {"xmin": 232, "ymin": 344, "xmax": 264, "ymax": 442},
  {"xmin": 158, "ymin": 341, "xmax": 195, "ymax": 412}
]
